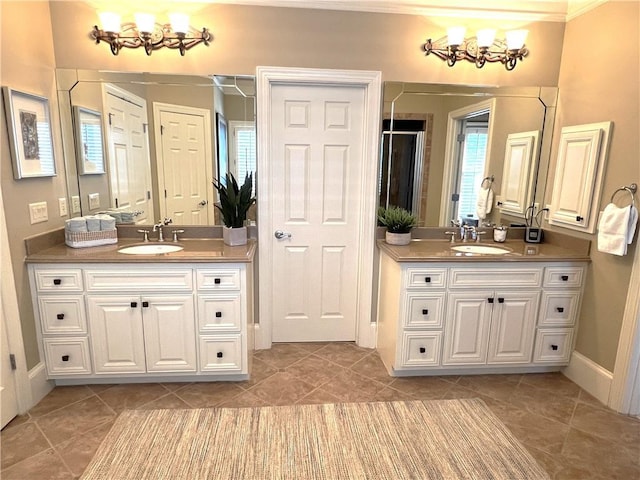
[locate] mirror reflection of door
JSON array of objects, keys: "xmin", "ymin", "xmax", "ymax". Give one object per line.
[
  {"xmin": 450, "ymin": 116, "xmax": 489, "ymax": 223},
  {"xmin": 379, "ymin": 119, "xmax": 424, "ymax": 216}
]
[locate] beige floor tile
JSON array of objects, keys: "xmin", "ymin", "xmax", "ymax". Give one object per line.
[
  {"xmin": 136, "ymin": 393, "xmax": 192, "ymax": 410},
  {"xmin": 1, "ymin": 421, "xmax": 50, "ymax": 470},
  {"xmin": 0, "ymin": 449, "xmax": 73, "ymax": 480},
  {"xmin": 286, "ymin": 342, "xmax": 331, "ymax": 353},
  {"xmin": 296, "ymin": 388, "xmax": 343, "ymax": 405},
  {"xmin": 217, "ymin": 390, "xmax": 271, "ymax": 408},
  {"xmin": 318, "ymin": 369, "xmax": 387, "ymax": 402},
  {"xmin": 369, "ymin": 386, "xmax": 417, "ymax": 402},
  {"xmin": 570, "ymin": 402, "xmax": 640, "ymax": 446},
  {"xmin": 54, "ymin": 420, "xmax": 114, "ymax": 477},
  {"xmin": 520, "ymin": 372, "xmax": 581, "ymax": 398},
  {"xmin": 350, "ymin": 354, "xmax": 395, "ymax": 385},
  {"xmin": 253, "ymin": 343, "xmax": 311, "ymax": 369},
  {"xmin": 576, "ymin": 389, "xmax": 607, "ymax": 409},
  {"xmin": 242, "ymin": 357, "xmax": 279, "ymax": 388},
  {"xmin": 284, "ymin": 354, "xmax": 346, "ymax": 387},
  {"xmin": 509, "ymin": 382, "xmax": 577, "ymax": 424},
  {"xmin": 97, "ymin": 383, "xmax": 171, "ymax": 412},
  {"xmin": 174, "ymin": 382, "xmax": 245, "ymax": 408},
  {"xmin": 455, "ymin": 374, "xmax": 521, "ymax": 402},
  {"xmin": 27, "ymin": 385, "xmax": 95, "ymax": 417},
  {"xmin": 313, "ymin": 342, "xmax": 374, "ymax": 368},
  {"xmin": 389, "ymin": 376, "xmax": 455, "ymax": 399},
  {"xmin": 248, "ymin": 371, "xmax": 317, "ymax": 405}
]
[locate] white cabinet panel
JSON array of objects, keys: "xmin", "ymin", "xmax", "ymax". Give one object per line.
[
  {"xmin": 199, "ymin": 335, "xmax": 244, "ymax": 372},
  {"xmin": 487, "ymin": 292, "xmax": 539, "ymax": 364},
  {"xmin": 539, "ymin": 291, "xmax": 580, "ymax": 327},
  {"xmin": 196, "ymin": 268, "xmax": 241, "ymax": 291},
  {"xmin": 43, "ymin": 338, "xmax": 92, "ymax": 375},
  {"xmin": 400, "ymin": 332, "xmax": 441, "ymax": 367},
  {"xmin": 404, "ymin": 293, "xmax": 445, "ymax": 329},
  {"xmin": 499, "ymin": 130, "xmax": 539, "ymax": 217},
  {"xmin": 443, "ymin": 292, "xmax": 493, "ymax": 365},
  {"xmin": 543, "ymin": 266, "xmax": 585, "ymax": 288},
  {"xmin": 39, "ymin": 296, "xmax": 87, "ymax": 335},
  {"xmin": 197, "ymin": 294, "xmax": 243, "ymax": 332},
  {"xmin": 405, "ymin": 268, "xmax": 447, "ymax": 289},
  {"xmin": 449, "ymin": 267, "xmax": 542, "ymax": 288},
  {"xmin": 34, "ymin": 269, "xmax": 83, "ymax": 292},
  {"xmin": 533, "ymin": 328, "xmax": 574, "ymax": 364},
  {"xmin": 85, "ymin": 269, "xmax": 192, "ymax": 292}
]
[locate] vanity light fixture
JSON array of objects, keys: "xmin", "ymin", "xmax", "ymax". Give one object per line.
[
  {"xmin": 423, "ymin": 27, "xmax": 528, "ymax": 71},
  {"xmin": 92, "ymin": 12, "xmax": 212, "ymax": 56}
]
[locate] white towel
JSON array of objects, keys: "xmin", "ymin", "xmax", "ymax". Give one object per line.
[
  {"xmin": 597, "ymin": 203, "xmax": 638, "ymax": 256},
  {"xmin": 476, "ymin": 186, "xmax": 494, "ymax": 220}
]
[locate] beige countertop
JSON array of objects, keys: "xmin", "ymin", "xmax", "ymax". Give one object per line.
[
  {"xmin": 378, "ymin": 239, "xmax": 591, "ymax": 263},
  {"xmin": 25, "ymin": 238, "xmax": 257, "ymax": 264}
]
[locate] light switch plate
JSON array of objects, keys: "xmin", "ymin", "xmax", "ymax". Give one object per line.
[
  {"xmin": 88, "ymin": 193, "xmax": 100, "ymax": 210},
  {"xmin": 29, "ymin": 202, "xmax": 48, "ymax": 224},
  {"xmin": 58, "ymin": 197, "xmax": 68, "ymax": 217},
  {"xmin": 71, "ymin": 196, "xmax": 81, "ymax": 214}
]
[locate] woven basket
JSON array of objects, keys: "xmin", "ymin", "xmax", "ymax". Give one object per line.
[{"xmin": 65, "ymin": 229, "xmax": 118, "ymax": 248}]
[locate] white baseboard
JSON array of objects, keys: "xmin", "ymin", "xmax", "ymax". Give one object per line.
[
  {"xmin": 28, "ymin": 363, "xmax": 54, "ymax": 410},
  {"xmin": 562, "ymin": 351, "xmax": 613, "ymax": 405}
]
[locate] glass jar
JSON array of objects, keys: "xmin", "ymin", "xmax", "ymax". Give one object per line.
[{"xmin": 493, "ymin": 226, "xmax": 508, "ymax": 243}]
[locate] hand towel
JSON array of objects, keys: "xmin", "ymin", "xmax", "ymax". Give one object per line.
[
  {"xmin": 476, "ymin": 186, "xmax": 494, "ymax": 220},
  {"xmin": 597, "ymin": 203, "xmax": 637, "ymax": 256},
  {"xmin": 97, "ymin": 214, "xmax": 116, "ymax": 231},
  {"xmin": 65, "ymin": 217, "xmax": 87, "ymax": 232},
  {"xmin": 85, "ymin": 215, "xmax": 102, "ymax": 232}
]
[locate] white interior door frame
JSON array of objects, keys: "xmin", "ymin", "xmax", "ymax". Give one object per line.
[
  {"xmin": 256, "ymin": 66, "xmax": 382, "ymax": 350},
  {"xmin": 439, "ymin": 98, "xmax": 496, "ymax": 225}
]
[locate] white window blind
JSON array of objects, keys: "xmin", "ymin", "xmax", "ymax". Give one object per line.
[
  {"xmin": 230, "ymin": 121, "xmax": 256, "ymax": 192},
  {"xmin": 458, "ymin": 126, "xmax": 488, "ymax": 219}
]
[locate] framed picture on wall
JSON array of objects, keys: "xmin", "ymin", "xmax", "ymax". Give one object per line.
[
  {"xmin": 73, "ymin": 106, "xmax": 106, "ymax": 175},
  {"xmin": 2, "ymin": 87, "xmax": 57, "ymax": 179},
  {"xmin": 216, "ymin": 112, "xmax": 229, "ymax": 187}
]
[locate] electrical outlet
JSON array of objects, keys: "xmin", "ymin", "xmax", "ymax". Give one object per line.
[
  {"xmin": 88, "ymin": 193, "xmax": 100, "ymax": 210},
  {"xmin": 71, "ymin": 196, "xmax": 81, "ymax": 214},
  {"xmin": 29, "ymin": 202, "xmax": 48, "ymax": 224},
  {"xmin": 58, "ymin": 197, "xmax": 68, "ymax": 217}
]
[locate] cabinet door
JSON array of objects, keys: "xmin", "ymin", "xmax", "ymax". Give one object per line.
[
  {"xmin": 87, "ymin": 296, "xmax": 146, "ymax": 373},
  {"xmin": 142, "ymin": 295, "xmax": 197, "ymax": 372},
  {"xmin": 443, "ymin": 292, "xmax": 493, "ymax": 365},
  {"xmin": 487, "ymin": 291, "xmax": 539, "ymax": 364},
  {"xmin": 499, "ymin": 130, "xmax": 539, "ymax": 217}
]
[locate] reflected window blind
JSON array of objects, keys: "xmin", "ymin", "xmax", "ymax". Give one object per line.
[
  {"xmin": 80, "ymin": 123, "xmax": 104, "ymax": 172},
  {"xmin": 233, "ymin": 124, "xmax": 256, "ymax": 193},
  {"xmin": 459, "ymin": 127, "xmax": 488, "ymax": 219}
]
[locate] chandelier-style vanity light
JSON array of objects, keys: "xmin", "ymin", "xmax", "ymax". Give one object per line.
[
  {"xmin": 92, "ymin": 12, "xmax": 212, "ymax": 56},
  {"xmin": 423, "ymin": 28, "xmax": 528, "ymax": 70}
]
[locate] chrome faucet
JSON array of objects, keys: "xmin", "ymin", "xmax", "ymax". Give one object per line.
[{"xmin": 152, "ymin": 218, "xmax": 173, "ymax": 242}]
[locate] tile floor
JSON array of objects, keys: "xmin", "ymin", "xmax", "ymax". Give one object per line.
[{"xmin": 2, "ymin": 343, "xmax": 639, "ymax": 479}]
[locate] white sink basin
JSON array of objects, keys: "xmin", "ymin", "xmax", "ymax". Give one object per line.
[
  {"xmin": 118, "ymin": 244, "xmax": 184, "ymax": 255},
  {"xmin": 450, "ymin": 244, "xmax": 512, "ymax": 255}
]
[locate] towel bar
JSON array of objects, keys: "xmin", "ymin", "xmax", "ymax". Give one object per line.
[
  {"xmin": 610, "ymin": 183, "xmax": 637, "ymax": 207},
  {"xmin": 480, "ymin": 175, "xmax": 494, "ymax": 188}
]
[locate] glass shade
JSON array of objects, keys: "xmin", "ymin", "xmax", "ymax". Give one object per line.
[
  {"xmin": 134, "ymin": 13, "xmax": 156, "ymax": 33},
  {"xmin": 505, "ymin": 29, "xmax": 528, "ymax": 50},
  {"xmin": 99, "ymin": 12, "xmax": 121, "ymax": 33},
  {"xmin": 169, "ymin": 13, "xmax": 190, "ymax": 34},
  {"xmin": 447, "ymin": 26, "xmax": 466, "ymax": 46},
  {"xmin": 476, "ymin": 29, "xmax": 496, "ymax": 48}
]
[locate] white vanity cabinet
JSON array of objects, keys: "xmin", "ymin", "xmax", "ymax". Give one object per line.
[
  {"xmin": 377, "ymin": 252, "xmax": 586, "ymax": 376},
  {"xmin": 29, "ymin": 262, "xmax": 253, "ymax": 383}
]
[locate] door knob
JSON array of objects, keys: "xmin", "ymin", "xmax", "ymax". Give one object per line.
[
  {"xmin": 274, "ymin": 230, "xmax": 292, "ymax": 239},
  {"xmin": 198, "ymin": 200, "xmax": 208, "ymax": 207}
]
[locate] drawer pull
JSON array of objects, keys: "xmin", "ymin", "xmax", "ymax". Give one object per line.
[
  {"xmin": 61, "ymin": 355, "xmax": 70, "ymax": 362},
  {"xmin": 53, "ymin": 279, "xmax": 62, "ymax": 285},
  {"xmin": 142, "ymin": 301, "xmax": 149, "ymax": 308},
  {"xmin": 424, "ymin": 277, "xmax": 431, "ymax": 283},
  {"xmin": 498, "ymin": 297, "xmax": 505, "ymax": 304},
  {"xmin": 130, "ymin": 301, "xmax": 138, "ymax": 308},
  {"xmin": 561, "ymin": 275, "xmax": 569, "ymax": 281},
  {"xmin": 217, "ymin": 351, "xmax": 224, "ymax": 358},
  {"xmin": 556, "ymin": 307, "xmax": 565, "ymax": 313},
  {"xmin": 421, "ymin": 309, "xmax": 429, "ymax": 315},
  {"xmin": 419, "ymin": 347, "xmax": 426, "ymax": 354},
  {"xmin": 56, "ymin": 313, "xmax": 65, "ymax": 320},
  {"xmin": 215, "ymin": 311, "xmax": 223, "ymax": 318},
  {"xmin": 576, "ymin": 216, "xmax": 583, "ymax": 222},
  {"xmin": 487, "ymin": 297, "xmax": 494, "ymax": 304},
  {"xmin": 550, "ymin": 344, "xmax": 559, "ymax": 351},
  {"xmin": 214, "ymin": 278, "xmax": 221, "ymax": 285}
]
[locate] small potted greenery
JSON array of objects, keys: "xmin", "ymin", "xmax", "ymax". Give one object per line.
[
  {"xmin": 378, "ymin": 206, "xmax": 417, "ymax": 245},
  {"xmin": 212, "ymin": 172, "xmax": 256, "ymax": 246}
]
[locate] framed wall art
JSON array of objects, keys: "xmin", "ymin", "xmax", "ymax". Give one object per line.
[
  {"xmin": 2, "ymin": 87, "xmax": 57, "ymax": 179},
  {"xmin": 73, "ymin": 106, "xmax": 106, "ymax": 175}
]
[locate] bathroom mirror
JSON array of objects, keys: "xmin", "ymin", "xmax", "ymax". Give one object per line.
[
  {"xmin": 58, "ymin": 69, "xmax": 256, "ymax": 225},
  {"xmin": 381, "ymin": 82, "xmax": 557, "ymax": 228}
]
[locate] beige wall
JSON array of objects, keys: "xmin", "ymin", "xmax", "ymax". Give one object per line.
[
  {"xmin": 544, "ymin": 1, "xmax": 639, "ymax": 371},
  {"xmin": 1, "ymin": 2, "xmax": 68, "ymax": 369}
]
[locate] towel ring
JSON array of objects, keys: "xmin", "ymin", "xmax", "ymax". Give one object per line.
[
  {"xmin": 610, "ymin": 183, "xmax": 637, "ymax": 208},
  {"xmin": 481, "ymin": 175, "xmax": 494, "ymax": 188}
]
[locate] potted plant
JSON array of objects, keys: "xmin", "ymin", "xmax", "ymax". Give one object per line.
[
  {"xmin": 212, "ymin": 172, "xmax": 256, "ymax": 246},
  {"xmin": 378, "ymin": 206, "xmax": 417, "ymax": 245}
]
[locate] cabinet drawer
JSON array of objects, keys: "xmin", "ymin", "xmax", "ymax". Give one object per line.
[
  {"xmin": 449, "ymin": 267, "xmax": 542, "ymax": 288},
  {"xmin": 44, "ymin": 338, "xmax": 92, "ymax": 375},
  {"xmin": 39, "ymin": 296, "xmax": 87, "ymax": 335},
  {"xmin": 543, "ymin": 266, "xmax": 585, "ymax": 288},
  {"xmin": 539, "ymin": 291, "xmax": 580, "ymax": 327},
  {"xmin": 199, "ymin": 335, "xmax": 244, "ymax": 372},
  {"xmin": 34, "ymin": 269, "xmax": 83, "ymax": 293},
  {"xmin": 197, "ymin": 294, "xmax": 243, "ymax": 332},
  {"xmin": 196, "ymin": 269, "xmax": 241, "ymax": 291},
  {"xmin": 405, "ymin": 268, "xmax": 447, "ymax": 289},
  {"xmin": 533, "ymin": 328, "xmax": 574, "ymax": 364},
  {"xmin": 404, "ymin": 293, "xmax": 445, "ymax": 329},
  {"xmin": 400, "ymin": 332, "xmax": 442, "ymax": 367},
  {"xmin": 85, "ymin": 269, "xmax": 192, "ymax": 292}
]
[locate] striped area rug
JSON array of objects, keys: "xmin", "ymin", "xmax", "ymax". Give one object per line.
[{"xmin": 81, "ymin": 399, "xmax": 549, "ymax": 479}]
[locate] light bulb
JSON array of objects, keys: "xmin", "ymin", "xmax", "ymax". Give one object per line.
[
  {"xmin": 134, "ymin": 13, "xmax": 156, "ymax": 33},
  {"xmin": 169, "ymin": 13, "xmax": 190, "ymax": 34},
  {"xmin": 476, "ymin": 29, "xmax": 496, "ymax": 48},
  {"xmin": 506, "ymin": 29, "xmax": 528, "ymax": 50},
  {"xmin": 99, "ymin": 12, "xmax": 121, "ymax": 33},
  {"xmin": 447, "ymin": 26, "xmax": 466, "ymax": 46}
]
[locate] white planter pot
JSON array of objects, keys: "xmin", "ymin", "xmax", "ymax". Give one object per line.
[
  {"xmin": 385, "ymin": 231, "xmax": 411, "ymax": 245},
  {"xmin": 223, "ymin": 226, "xmax": 248, "ymax": 246}
]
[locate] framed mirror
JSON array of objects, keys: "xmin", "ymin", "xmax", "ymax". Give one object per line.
[{"xmin": 73, "ymin": 106, "xmax": 105, "ymax": 175}]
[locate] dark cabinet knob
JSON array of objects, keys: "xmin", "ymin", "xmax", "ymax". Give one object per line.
[
  {"xmin": 214, "ymin": 278, "xmax": 221, "ymax": 284},
  {"xmin": 498, "ymin": 297, "xmax": 505, "ymax": 304},
  {"xmin": 419, "ymin": 347, "xmax": 426, "ymax": 354},
  {"xmin": 130, "ymin": 301, "xmax": 138, "ymax": 308},
  {"xmin": 487, "ymin": 297, "xmax": 494, "ymax": 304},
  {"xmin": 56, "ymin": 313, "xmax": 65, "ymax": 320},
  {"xmin": 556, "ymin": 307, "xmax": 565, "ymax": 313},
  {"xmin": 215, "ymin": 311, "xmax": 222, "ymax": 318},
  {"xmin": 561, "ymin": 275, "xmax": 569, "ymax": 281},
  {"xmin": 421, "ymin": 309, "xmax": 429, "ymax": 315},
  {"xmin": 576, "ymin": 216, "xmax": 583, "ymax": 221},
  {"xmin": 142, "ymin": 301, "xmax": 149, "ymax": 308},
  {"xmin": 53, "ymin": 279, "xmax": 62, "ymax": 285},
  {"xmin": 61, "ymin": 355, "xmax": 70, "ymax": 362},
  {"xmin": 424, "ymin": 277, "xmax": 431, "ymax": 283},
  {"xmin": 551, "ymin": 344, "xmax": 559, "ymax": 351},
  {"xmin": 216, "ymin": 352, "xmax": 223, "ymax": 358}
]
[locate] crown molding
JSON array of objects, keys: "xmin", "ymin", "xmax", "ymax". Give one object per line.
[{"xmin": 566, "ymin": 0, "xmax": 608, "ymax": 21}]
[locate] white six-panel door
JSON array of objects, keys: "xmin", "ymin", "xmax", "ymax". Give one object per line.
[{"xmin": 270, "ymin": 83, "xmax": 366, "ymax": 342}]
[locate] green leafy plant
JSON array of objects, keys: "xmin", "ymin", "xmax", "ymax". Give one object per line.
[
  {"xmin": 212, "ymin": 173, "xmax": 256, "ymax": 228},
  {"xmin": 378, "ymin": 206, "xmax": 417, "ymax": 234}
]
